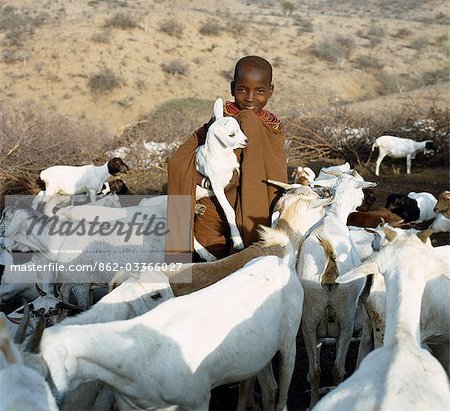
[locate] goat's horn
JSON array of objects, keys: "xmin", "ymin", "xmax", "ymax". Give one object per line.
[
  {"xmin": 35, "ymin": 284, "xmax": 47, "ymax": 297},
  {"xmin": 266, "ymin": 180, "xmax": 294, "ymax": 191},
  {"xmin": 57, "ymin": 301, "xmax": 84, "ymax": 311},
  {"xmin": 13, "ymin": 302, "xmax": 30, "ymax": 345}
]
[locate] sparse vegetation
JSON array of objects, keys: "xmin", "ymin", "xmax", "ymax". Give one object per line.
[
  {"xmin": 159, "ymin": 20, "xmax": 184, "ymax": 38},
  {"xmin": 103, "ymin": 12, "xmax": 137, "ymax": 29},
  {"xmin": 161, "ymin": 59, "xmax": 189, "ymax": 76},
  {"xmin": 88, "ymin": 68, "xmax": 122, "ymax": 94}
]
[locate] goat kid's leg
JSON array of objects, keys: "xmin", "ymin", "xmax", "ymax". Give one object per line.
[
  {"xmin": 406, "ymin": 154, "xmax": 412, "ymax": 174},
  {"xmin": 209, "ymin": 181, "xmax": 244, "ymax": 250}
]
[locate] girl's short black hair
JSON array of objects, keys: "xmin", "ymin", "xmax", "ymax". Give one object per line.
[{"xmin": 233, "ymin": 55, "xmax": 273, "ymax": 84}]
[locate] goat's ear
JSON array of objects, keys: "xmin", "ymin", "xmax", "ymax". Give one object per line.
[
  {"xmin": 417, "ymin": 229, "xmax": 433, "ymax": 243},
  {"xmin": 382, "ymin": 226, "xmax": 397, "ymax": 242},
  {"xmin": 313, "ymin": 196, "xmax": 334, "ymax": 209},
  {"xmin": 356, "ymin": 181, "xmax": 377, "ymax": 189},
  {"xmin": 213, "ymin": 98, "xmax": 224, "ymax": 120},
  {"xmin": 337, "ymin": 261, "xmax": 378, "ymax": 284}
]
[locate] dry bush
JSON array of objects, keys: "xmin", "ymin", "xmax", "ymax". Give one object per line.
[
  {"xmin": 309, "ymin": 35, "xmax": 353, "ymax": 63},
  {"xmin": 408, "ymin": 35, "xmax": 428, "ymax": 50},
  {"xmin": 161, "ymin": 59, "xmax": 189, "ymax": 76},
  {"xmin": 159, "ymin": 20, "xmax": 184, "ymax": 38},
  {"xmin": 199, "ymin": 21, "xmax": 221, "ymax": 36},
  {"xmin": 393, "ymin": 27, "xmax": 412, "ymax": 38},
  {"xmin": 103, "ymin": 12, "xmax": 137, "ymax": 29},
  {"xmin": 285, "ymin": 99, "xmax": 449, "ymax": 170},
  {"xmin": 294, "ymin": 16, "xmax": 313, "ymax": 33},
  {"xmin": 91, "ymin": 30, "xmax": 111, "ymax": 43},
  {"xmin": 352, "ymin": 54, "xmax": 384, "ymax": 70},
  {"xmin": 0, "ymin": 105, "xmax": 111, "ymax": 206},
  {"xmin": 88, "ymin": 68, "xmax": 122, "ymax": 94}
]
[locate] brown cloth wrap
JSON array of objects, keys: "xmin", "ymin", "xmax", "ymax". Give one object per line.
[{"xmin": 165, "ymin": 109, "xmax": 287, "ymax": 261}]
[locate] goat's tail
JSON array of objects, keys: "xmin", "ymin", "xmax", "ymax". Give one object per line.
[
  {"xmin": 317, "ymin": 235, "xmax": 338, "ymax": 289},
  {"xmin": 257, "ymin": 225, "xmax": 295, "ymax": 267}
]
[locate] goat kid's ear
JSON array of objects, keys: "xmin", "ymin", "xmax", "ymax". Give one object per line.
[
  {"xmin": 337, "ymin": 261, "xmax": 378, "ymax": 284},
  {"xmin": 213, "ymin": 98, "xmax": 224, "ymax": 120}
]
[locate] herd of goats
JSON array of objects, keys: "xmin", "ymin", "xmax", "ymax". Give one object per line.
[{"xmin": 0, "ymin": 100, "xmax": 449, "ymax": 411}]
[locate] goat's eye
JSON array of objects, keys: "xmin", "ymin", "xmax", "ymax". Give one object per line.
[
  {"xmin": 151, "ymin": 292, "xmax": 162, "ymax": 300},
  {"xmin": 229, "ymin": 132, "xmax": 235, "ymax": 137}
]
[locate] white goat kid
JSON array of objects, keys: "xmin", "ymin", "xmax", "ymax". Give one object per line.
[
  {"xmin": 36, "ymin": 157, "xmax": 129, "ymax": 212},
  {"xmin": 372, "ymin": 135, "xmax": 434, "ymax": 176},
  {"xmin": 407, "ymin": 191, "xmax": 437, "ymax": 221},
  {"xmin": 313, "ymin": 229, "xmax": 450, "ymax": 411},
  {"xmin": 28, "ymin": 247, "xmax": 302, "ymax": 411},
  {"xmin": 297, "ymin": 170, "xmax": 377, "ymax": 408},
  {"xmin": 195, "ymin": 98, "xmax": 248, "ymax": 259}
]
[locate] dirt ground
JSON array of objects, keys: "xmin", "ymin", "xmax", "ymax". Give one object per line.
[{"xmin": 210, "ymin": 163, "xmax": 449, "ymax": 411}]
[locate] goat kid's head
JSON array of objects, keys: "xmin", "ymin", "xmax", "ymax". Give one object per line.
[
  {"xmin": 107, "ymin": 157, "xmax": 130, "ymax": 176},
  {"xmin": 434, "ymin": 191, "xmax": 450, "ymax": 217},
  {"xmin": 209, "ymin": 98, "xmax": 248, "ymax": 150}
]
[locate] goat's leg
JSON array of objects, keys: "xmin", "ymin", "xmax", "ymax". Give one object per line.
[
  {"xmin": 302, "ymin": 321, "xmax": 321, "ymax": 408},
  {"xmin": 375, "ymin": 152, "xmax": 386, "ymax": 176},
  {"xmin": 237, "ymin": 377, "xmax": 259, "ymax": 411},
  {"xmin": 356, "ymin": 306, "xmax": 374, "ymax": 367},
  {"xmin": 332, "ymin": 309, "xmax": 355, "ymax": 385},
  {"xmin": 257, "ymin": 362, "xmax": 278, "ymax": 410},
  {"xmin": 193, "ymin": 237, "xmax": 217, "ymax": 262},
  {"xmin": 276, "ymin": 338, "xmax": 297, "ymax": 411},
  {"xmin": 406, "ymin": 154, "xmax": 412, "ymax": 174},
  {"xmin": 209, "ymin": 180, "xmax": 244, "ymax": 250},
  {"xmin": 70, "ymin": 283, "xmax": 91, "ymax": 309}
]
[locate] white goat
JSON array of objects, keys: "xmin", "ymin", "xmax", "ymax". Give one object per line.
[
  {"xmin": 0, "ymin": 316, "xmax": 58, "ymax": 411},
  {"xmin": 3, "ymin": 206, "xmax": 167, "ymax": 308},
  {"xmin": 407, "ymin": 191, "xmax": 437, "ymax": 221},
  {"xmin": 27, "ymin": 243, "xmax": 303, "ymax": 411},
  {"xmin": 195, "ymin": 98, "xmax": 248, "ymax": 259},
  {"xmin": 372, "ymin": 135, "xmax": 434, "ymax": 176},
  {"xmin": 36, "ymin": 157, "xmax": 129, "ymax": 208},
  {"xmin": 313, "ymin": 229, "xmax": 450, "ymax": 411},
  {"xmin": 60, "ymin": 271, "xmax": 173, "ymax": 326},
  {"xmin": 315, "ymin": 162, "xmax": 350, "ymax": 181},
  {"xmin": 354, "ymin": 228, "xmax": 450, "ymax": 373},
  {"xmin": 296, "ymin": 170, "xmax": 376, "ymax": 408}
]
